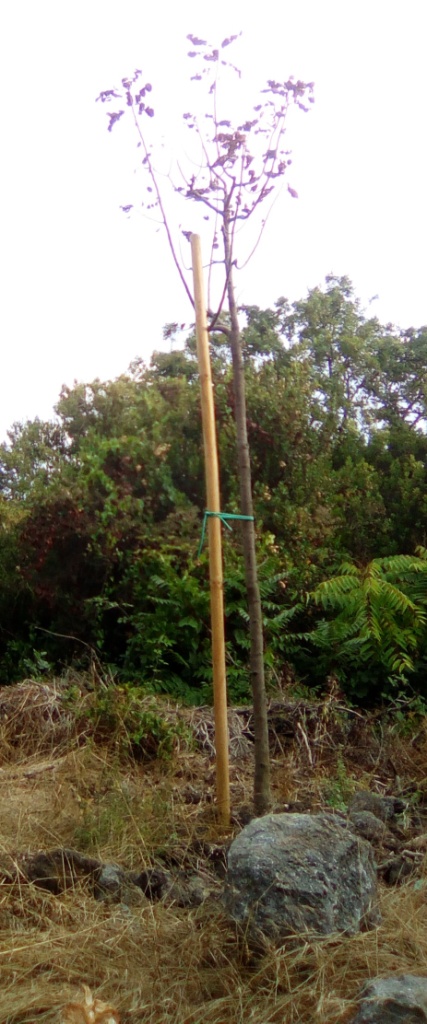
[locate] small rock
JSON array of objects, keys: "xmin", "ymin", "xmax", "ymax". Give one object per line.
[
  {"xmin": 379, "ymin": 854, "xmax": 419, "ymax": 886},
  {"xmin": 22, "ymin": 848, "xmax": 100, "ymax": 894},
  {"xmin": 348, "ymin": 811, "xmax": 387, "ymax": 844},
  {"xmin": 94, "ymin": 863, "xmax": 127, "ymax": 897},
  {"xmin": 350, "ymin": 975, "xmax": 427, "ymax": 1023},
  {"xmin": 132, "ymin": 868, "xmax": 172, "ymax": 900},
  {"xmin": 167, "ymin": 872, "xmax": 212, "ymax": 907},
  {"xmin": 181, "ymin": 785, "xmax": 202, "ymax": 805},
  {"xmin": 348, "ymin": 792, "xmax": 405, "ymax": 823},
  {"xmin": 94, "ymin": 863, "xmax": 146, "ymax": 907},
  {"xmin": 133, "ymin": 866, "xmax": 215, "ymax": 907},
  {"xmin": 232, "ymin": 805, "xmax": 254, "ymax": 827}
]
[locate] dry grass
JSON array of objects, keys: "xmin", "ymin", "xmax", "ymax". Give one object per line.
[
  {"xmin": 0, "ymin": 678, "xmax": 426, "ymax": 1023},
  {"xmin": 62, "ymin": 985, "xmax": 120, "ymax": 1024},
  {"xmin": 2, "ymin": 872, "xmax": 427, "ymax": 1024}
]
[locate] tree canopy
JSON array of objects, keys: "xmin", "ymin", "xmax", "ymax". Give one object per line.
[{"xmin": 1, "ymin": 276, "xmax": 426, "ymax": 702}]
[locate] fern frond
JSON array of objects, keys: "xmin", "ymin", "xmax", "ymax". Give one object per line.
[
  {"xmin": 377, "ymin": 581, "xmax": 425, "ymax": 621},
  {"xmin": 311, "ymin": 573, "xmax": 360, "ymax": 609},
  {"xmin": 380, "ymin": 553, "xmax": 427, "ymax": 574},
  {"xmin": 307, "ymin": 551, "xmax": 427, "ymax": 685}
]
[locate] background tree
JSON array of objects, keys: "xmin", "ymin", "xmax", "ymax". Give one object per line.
[
  {"xmin": 1, "ymin": 277, "xmax": 426, "ymax": 706},
  {"xmin": 97, "ymin": 34, "xmax": 314, "ymax": 814}
]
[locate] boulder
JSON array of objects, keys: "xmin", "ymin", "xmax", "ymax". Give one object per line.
[
  {"xmin": 225, "ymin": 812, "xmax": 380, "ymax": 945},
  {"xmin": 350, "ymin": 975, "xmax": 427, "ymax": 1024}
]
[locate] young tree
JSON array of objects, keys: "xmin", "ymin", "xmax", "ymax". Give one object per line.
[{"xmin": 97, "ymin": 35, "xmax": 314, "ymax": 814}]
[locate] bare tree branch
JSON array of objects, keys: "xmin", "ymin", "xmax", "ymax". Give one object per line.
[{"xmin": 130, "ymin": 104, "xmax": 195, "ymax": 308}]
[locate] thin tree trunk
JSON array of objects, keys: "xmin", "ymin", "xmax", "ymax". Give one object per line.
[{"xmin": 223, "ymin": 221, "xmax": 271, "ymax": 815}]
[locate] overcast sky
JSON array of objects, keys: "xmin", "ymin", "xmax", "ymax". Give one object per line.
[{"xmin": 1, "ymin": 0, "xmax": 426, "ymax": 440}]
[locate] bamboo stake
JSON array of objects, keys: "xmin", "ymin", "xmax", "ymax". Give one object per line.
[{"xmin": 191, "ymin": 233, "xmax": 230, "ymax": 824}]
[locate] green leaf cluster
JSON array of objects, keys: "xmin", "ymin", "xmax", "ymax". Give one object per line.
[{"xmin": 1, "ymin": 277, "xmax": 427, "ymax": 702}]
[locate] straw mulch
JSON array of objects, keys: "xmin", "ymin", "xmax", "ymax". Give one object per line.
[{"xmin": 0, "ymin": 678, "xmax": 426, "ymax": 1023}]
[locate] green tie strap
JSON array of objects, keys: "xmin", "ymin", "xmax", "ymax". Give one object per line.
[{"xmin": 198, "ymin": 510, "xmax": 254, "ymax": 557}]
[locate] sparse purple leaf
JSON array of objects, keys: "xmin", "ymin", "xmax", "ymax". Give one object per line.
[
  {"xmin": 96, "ymin": 89, "xmax": 121, "ymax": 103},
  {"xmin": 107, "ymin": 110, "xmax": 124, "ymax": 131},
  {"xmin": 187, "ymin": 34, "xmax": 207, "ymax": 45},
  {"xmin": 238, "ymin": 119, "xmax": 258, "ymax": 132},
  {"xmin": 221, "ymin": 32, "xmax": 241, "ymax": 47},
  {"xmin": 287, "ymin": 185, "xmax": 298, "ymax": 198}
]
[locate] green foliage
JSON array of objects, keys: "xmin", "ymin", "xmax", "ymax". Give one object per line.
[
  {"xmin": 69, "ymin": 682, "xmax": 192, "ymax": 761},
  {"xmin": 103, "ymin": 542, "xmax": 297, "ymax": 704},
  {"xmin": 114, "ymin": 552, "xmax": 213, "ymax": 701},
  {"xmin": 1, "ymin": 276, "xmax": 427, "ymax": 704},
  {"xmin": 322, "ymin": 753, "xmax": 355, "ymax": 811},
  {"xmin": 221, "ymin": 543, "xmax": 305, "ymax": 695},
  {"xmin": 0, "ymin": 419, "xmax": 70, "ymax": 500},
  {"xmin": 307, "ymin": 552, "xmax": 427, "ymax": 697},
  {"xmin": 385, "ymin": 690, "xmax": 427, "ymax": 737},
  {"xmin": 72, "ymin": 774, "xmax": 178, "ymax": 854}
]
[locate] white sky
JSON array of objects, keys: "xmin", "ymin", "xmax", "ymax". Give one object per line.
[{"xmin": 1, "ymin": 0, "xmax": 426, "ymax": 440}]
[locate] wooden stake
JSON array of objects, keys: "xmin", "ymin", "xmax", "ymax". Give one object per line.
[{"xmin": 191, "ymin": 233, "xmax": 230, "ymax": 824}]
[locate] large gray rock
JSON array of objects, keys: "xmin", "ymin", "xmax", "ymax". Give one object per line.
[
  {"xmin": 351, "ymin": 975, "xmax": 427, "ymax": 1023},
  {"xmin": 225, "ymin": 813, "xmax": 380, "ymax": 944}
]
